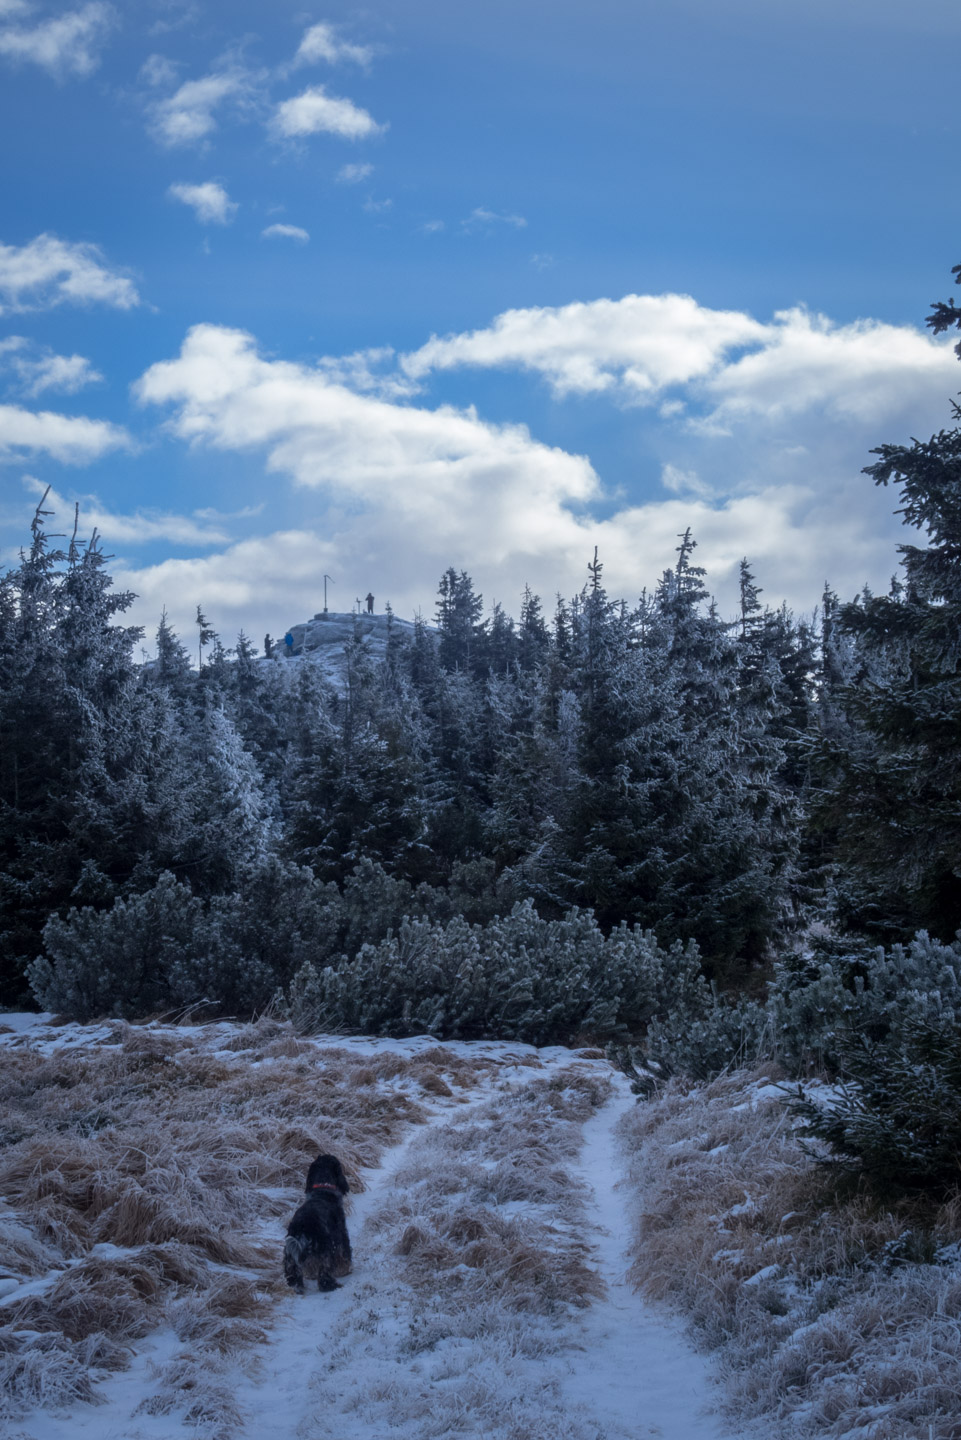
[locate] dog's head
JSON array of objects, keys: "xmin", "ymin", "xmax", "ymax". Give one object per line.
[{"xmin": 305, "ymin": 1153, "xmax": 350, "ymax": 1196}]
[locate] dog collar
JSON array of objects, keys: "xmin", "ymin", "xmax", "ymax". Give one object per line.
[{"xmin": 310, "ymin": 1183, "xmax": 341, "ymax": 1193}]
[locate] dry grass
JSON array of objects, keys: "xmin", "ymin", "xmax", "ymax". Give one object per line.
[
  {"xmin": 0, "ymin": 1019, "xmax": 502, "ymax": 1428},
  {"xmin": 0, "ymin": 1328, "xmax": 130, "ymax": 1418},
  {"xmin": 301, "ymin": 1064, "xmax": 622, "ymax": 1440},
  {"xmin": 619, "ymin": 1070, "xmax": 961, "ymax": 1439},
  {"xmin": 383, "ymin": 1069, "xmax": 612, "ymax": 1316}
]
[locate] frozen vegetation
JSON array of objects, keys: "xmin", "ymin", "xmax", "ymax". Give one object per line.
[
  {"xmin": 0, "ymin": 1016, "xmax": 738, "ymax": 1440},
  {"xmin": 1, "ymin": 270, "xmax": 960, "ymax": 1435}
]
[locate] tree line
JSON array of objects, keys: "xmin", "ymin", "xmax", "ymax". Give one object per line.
[{"xmin": 2, "ymin": 264, "xmax": 959, "ymax": 1023}]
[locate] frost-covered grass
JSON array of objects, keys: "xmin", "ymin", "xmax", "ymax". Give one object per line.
[
  {"xmin": 0, "ymin": 1017, "xmax": 495, "ymax": 1430},
  {"xmin": 298, "ymin": 1067, "xmax": 622, "ymax": 1440},
  {"xmin": 619, "ymin": 1070, "xmax": 961, "ymax": 1439}
]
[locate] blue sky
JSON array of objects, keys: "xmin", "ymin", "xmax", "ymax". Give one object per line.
[{"xmin": 1, "ymin": 0, "xmax": 959, "ymax": 648}]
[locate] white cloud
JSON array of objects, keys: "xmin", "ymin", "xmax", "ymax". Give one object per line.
[
  {"xmin": 337, "ymin": 161, "xmax": 373, "ymax": 184},
  {"xmin": 261, "ymin": 222, "xmax": 309, "ymax": 243},
  {"xmin": 0, "ymin": 403, "xmax": 129, "ymax": 463},
  {"xmin": 363, "ymin": 196, "xmax": 391, "ymax": 214},
  {"xmin": 168, "ymin": 180, "xmax": 237, "ymax": 225},
  {"xmin": 293, "ymin": 22, "xmax": 371, "ymax": 68},
  {"xmin": 0, "ymin": 337, "xmax": 103, "ymax": 395},
  {"xmin": 0, "ymin": 233, "xmax": 139, "ymax": 313},
  {"xmin": 421, "ymin": 220, "xmax": 444, "ymax": 234},
  {"xmin": 271, "ymin": 85, "xmax": 384, "ymax": 140},
  {"xmin": 0, "ymin": 1, "xmax": 112, "ymax": 78},
  {"xmin": 122, "ymin": 299, "xmax": 961, "ymax": 644},
  {"xmin": 699, "ymin": 307, "xmax": 956, "ymax": 429},
  {"xmin": 463, "ymin": 208, "xmax": 527, "ymax": 232},
  {"xmin": 400, "ymin": 294, "xmax": 958, "ymax": 430},
  {"xmin": 149, "ymin": 69, "xmax": 249, "ymax": 147},
  {"xmin": 660, "ymin": 463, "xmax": 715, "ymax": 501},
  {"xmin": 20, "ymin": 479, "xmax": 231, "ymax": 546},
  {"xmin": 139, "ymin": 51, "xmax": 178, "ymax": 87},
  {"xmin": 403, "ymin": 293, "xmax": 766, "ymax": 397}
]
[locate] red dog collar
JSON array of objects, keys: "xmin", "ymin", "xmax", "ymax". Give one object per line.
[{"xmin": 311, "ymin": 1182, "xmax": 341, "ymax": 1193}]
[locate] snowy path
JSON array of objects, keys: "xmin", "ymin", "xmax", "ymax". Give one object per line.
[
  {"xmin": 234, "ymin": 1105, "xmax": 435, "ymax": 1438},
  {"xmin": 560, "ymin": 1073, "xmax": 736, "ymax": 1440},
  {"xmin": 4, "ymin": 1040, "xmax": 745, "ymax": 1440},
  {"xmin": 236, "ymin": 1063, "xmax": 739, "ymax": 1440}
]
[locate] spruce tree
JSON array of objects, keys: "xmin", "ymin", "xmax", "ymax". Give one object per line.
[{"xmin": 819, "ymin": 262, "xmax": 961, "ymax": 937}]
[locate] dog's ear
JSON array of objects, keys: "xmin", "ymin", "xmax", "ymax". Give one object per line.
[{"xmin": 334, "ymin": 1158, "xmax": 350, "ymax": 1194}]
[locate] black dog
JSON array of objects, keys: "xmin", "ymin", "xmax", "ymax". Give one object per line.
[{"xmin": 283, "ymin": 1153, "xmax": 352, "ymax": 1293}]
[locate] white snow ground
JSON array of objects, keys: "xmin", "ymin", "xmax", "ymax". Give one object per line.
[
  {"xmin": 0, "ymin": 1018, "xmax": 739, "ymax": 1440},
  {"xmin": 560, "ymin": 1076, "xmax": 733, "ymax": 1440}
]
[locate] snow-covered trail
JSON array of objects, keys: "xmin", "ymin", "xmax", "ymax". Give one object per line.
[
  {"xmin": 234, "ymin": 1102, "xmax": 440, "ymax": 1438},
  {"xmin": 2, "ymin": 1035, "xmax": 745, "ymax": 1440},
  {"xmin": 237, "ymin": 1062, "xmax": 739, "ymax": 1440},
  {"xmin": 560, "ymin": 1073, "xmax": 736, "ymax": 1440}
]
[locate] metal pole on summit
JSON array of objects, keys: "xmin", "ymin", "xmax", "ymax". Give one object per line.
[{"xmin": 323, "ymin": 574, "xmax": 333, "ymax": 614}]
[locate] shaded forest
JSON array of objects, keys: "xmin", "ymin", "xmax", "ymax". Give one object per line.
[{"xmin": 2, "ymin": 267, "xmax": 960, "ymax": 1038}]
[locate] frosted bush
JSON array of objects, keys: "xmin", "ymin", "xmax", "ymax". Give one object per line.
[
  {"xmin": 645, "ymin": 930, "xmax": 961, "ymax": 1083},
  {"xmin": 768, "ymin": 931, "xmax": 961, "ymax": 1071},
  {"xmin": 285, "ymin": 900, "xmax": 701, "ymax": 1044},
  {"xmin": 28, "ymin": 874, "xmax": 207, "ymax": 1020}
]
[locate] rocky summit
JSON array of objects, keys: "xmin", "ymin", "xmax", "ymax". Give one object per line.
[{"xmin": 279, "ymin": 610, "xmax": 421, "ymax": 684}]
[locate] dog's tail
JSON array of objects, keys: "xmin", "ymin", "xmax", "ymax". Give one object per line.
[{"xmin": 283, "ymin": 1234, "xmax": 308, "ymax": 1290}]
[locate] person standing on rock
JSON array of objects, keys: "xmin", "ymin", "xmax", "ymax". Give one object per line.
[{"xmin": 365, "ymin": 593, "xmax": 374, "ymax": 614}]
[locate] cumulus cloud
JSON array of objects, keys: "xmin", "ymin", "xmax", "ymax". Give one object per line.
[
  {"xmin": 135, "ymin": 324, "xmax": 598, "ymax": 512},
  {"xmin": 403, "ymin": 294, "xmax": 767, "ymax": 397},
  {"xmin": 337, "ymin": 161, "xmax": 372, "ymax": 183},
  {"xmin": 0, "ymin": 403, "xmax": 129, "ymax": 463},
  {"xmin": 149, "ymin": 68, "xmax": 250, "ymax": 147},
  {"xmin": 271, "ymin": 85, "xmax": 384, "ymax": 140},
  {"xmin": 168, "ymin": 180, "xmax": 237, "ymax": 224},
  {"xmin": 131, "ymin": 324, "xmax": 600, "ymax": 633},
  {"xmin": 0, "ymin": 1, "xmax": 112, "ymax": 78},
  {"xmin": 293, "ymin": 21, "xmax": 371, "ymax": 68},
  {"xmin": 261, "ymin": 222, "xmax": 309, "ymax": 243},
  {"xmin": 123, "ymin": 309, "xmax": 948, "ymax": 644},
  {"xmin": 0, "ymin": 337, "xmax": 103, "ymax": 395},
  {"xmin": 0, "ymin": 233, "xmax": 139, "ymax": 313},
  {"xmin": 699, "ymin": 307, "xmax": 956, "ymax": 430},
  {"xmin": 401, "ymin": 294, "xmax": 958, "ymax": 434}
]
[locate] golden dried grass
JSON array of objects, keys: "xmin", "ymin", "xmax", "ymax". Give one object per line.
[
  {"xmin": 619, "ymin": 1070, "xmax": 961, "ymax": 1439},
  {"xmin": 0, "ymin": 1019, "xmax": 480, "ymax": 1424},
  {"xmin": 383, "ymin": 1069, "xmax": 611, "ymax": 1316}
]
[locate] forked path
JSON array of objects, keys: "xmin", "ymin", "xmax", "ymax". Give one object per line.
[
  {"xmin": 560, "ymin": 1073, "xmax": 737, "ymax": 1440},
  {"xmin": 240, "ymin": 1062, "xmax": 739, "ymax": 1440},
  {"xmin": 4, "ymin": 1048, "xmax": 741, "ymax": 1440}
]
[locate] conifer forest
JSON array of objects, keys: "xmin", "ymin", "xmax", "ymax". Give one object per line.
[{"xmin": 2, "ymin": 268, "xmax": 961, "ymax": 1106}]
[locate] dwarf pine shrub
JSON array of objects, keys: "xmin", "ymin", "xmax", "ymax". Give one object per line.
[
  {"xmin": 645, "ymin": 929, "xmax": 961, "ymax": 1084},
  {"xmin": 284, "ymin": 900, "xmax": 703, "ymax": 1045},
  {"xmin": 790, "ymin": 1011, "xmax": 961, "ymax": 1194},
  {"xmin": 769, "ymin": 930, "xmax": 961, "ymax": 1072},
  {"xmin": 28, "ymin": 875, "xmax": 208, "ymax": 1021}
]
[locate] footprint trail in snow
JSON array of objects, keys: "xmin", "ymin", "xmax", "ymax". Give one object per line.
[{"xmin": 241, "ymin": 1057, "xmax": 736, "ymax": 1440}]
